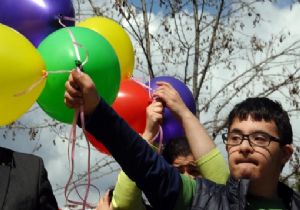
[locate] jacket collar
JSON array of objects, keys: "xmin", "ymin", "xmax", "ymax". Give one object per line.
[
  {"xmin": 226, "ymin": 176, "xmax": 250, "ymax": 210},
  {"xmin": 226, "ymin": 176, "xmax": 300, "ymax": 210}
]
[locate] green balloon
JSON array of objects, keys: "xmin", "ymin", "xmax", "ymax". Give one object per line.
[{"xmin": 38, "ymin": 26, "xmax": 120, "ymax": 123}]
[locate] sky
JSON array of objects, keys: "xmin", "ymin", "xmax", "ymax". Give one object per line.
[{"xmin": 1, "ymin": 0, "xmax": 300, "ymax": 209}]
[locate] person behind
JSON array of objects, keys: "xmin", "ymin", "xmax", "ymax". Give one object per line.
[
  {"xmin": 113, "ymin": 138, "xmax": 202, "ymax": 210},
  {"xmin": 162, "ymin": 137, "xmax": 201, "ymax": 178},
  {"xmin": 0, "ymin": 146, "xmax": 58, "ymax": 210},
  {"xmin": 65, "ymin": 70, "xmax": 300, "ymax": 210}
]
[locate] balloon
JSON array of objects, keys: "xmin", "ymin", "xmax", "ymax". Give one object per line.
[
  {"xmin": 0, "ymin": 0, "xmax": 75, "ymax": 47},
  {"xmin": 38, "ymin": 27, "xmax": 120, "ymax": 123},
  {"xmin": 112, "ymin": 79, "xmax": 151, "ymax": 133},
  {"xmin": 78, "ymin": 17, "xmax": 135, "ymax": 80},
  {"xmin": 85, "ymin": 131, "xmax": 110, "ymax": 155},
  {"xmin": 150, "ymin": 76, "xmax": 196, "ymax": 144},
  {"xmin": 85, "ymin": 79, "xmax": 151, "ymax": 155},
  {"xmin": 0, "ymin": 24, "xmax": 46, "ymax": 126}
]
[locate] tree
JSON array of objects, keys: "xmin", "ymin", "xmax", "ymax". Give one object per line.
[{"xmin": 76, "ymin": 0, "xmax": 300, "ymax": 189}]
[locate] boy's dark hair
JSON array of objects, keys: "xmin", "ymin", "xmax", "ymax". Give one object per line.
[
  {"xmin": 226, "ymin": 97, "xmax": 293, "ymax": 145},
  {"xmin": 162, "ymin": 137, "xmax": 192, "ymax": 164}
]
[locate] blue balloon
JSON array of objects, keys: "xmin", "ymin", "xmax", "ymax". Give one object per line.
[
  {"xmin": 150, "ymin": 76, "xmax": 196, "ymax": 144},
  {"xmin": 0, "ymin": 0, "xmax": 75, "ymax": 47}
]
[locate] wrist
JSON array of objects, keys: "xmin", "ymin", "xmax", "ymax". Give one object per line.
[
  {"xmin": 142, "ymin": 131, "xmax": 156, "ymax": 143},
  {"xmin": 177, "ymin": 108, "xmax": 194, "ymax": 120}
]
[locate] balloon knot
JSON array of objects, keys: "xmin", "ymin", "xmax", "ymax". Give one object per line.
[
  {"xmin": 42, "ymin": 70, "xmax": 47, "ymax": 77},
  {"xmin": 75, "ymin": 60, "xmax": 84, "ymax": 72}
]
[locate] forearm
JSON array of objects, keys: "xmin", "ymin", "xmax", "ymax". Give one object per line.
[
  {"xmin": 196, "ymin": 148, "xmax": 229, "ymax": 184},
  {"xmin": 85, "ymin": 100, "xmax": 181, "ymax": 210},
  {"xmin": 179, "ymin": 110, "xmax": 215, "ymax": 160}
]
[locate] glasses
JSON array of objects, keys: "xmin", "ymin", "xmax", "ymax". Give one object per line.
[{"xmin": 222, "ymin": 131, "xmax": 281, "ymax": 147}]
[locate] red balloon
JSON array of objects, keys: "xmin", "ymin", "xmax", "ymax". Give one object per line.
[
  {"xmin": 112, "ymin": 79, "xmax": 151, "ymax": 133},
  {"xmin": 86, "ymin": 79, "xmax": 151, "ymax": 155}
]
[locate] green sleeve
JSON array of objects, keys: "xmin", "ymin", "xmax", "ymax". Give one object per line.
[
  {"xmin": 112, "ymin": 170, "xmax": 146, "ymax": 210},
  {"xmin": 196, "ymin": 147, "xmax": 229, "ymax": 184},
  {"xmin": 174, "ymin": 174, "xmax": 196, "ymax": 210}
]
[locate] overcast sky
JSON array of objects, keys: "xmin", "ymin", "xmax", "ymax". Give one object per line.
[{"xmin": 1, "ymin": 1, "xmax": 300, "ymax": 209}]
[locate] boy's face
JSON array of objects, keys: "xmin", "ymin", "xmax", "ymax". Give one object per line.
[
  {"xmin": 172, "ymin": 154, "xmax": 201, "ymax": 179},
  {"xmin": 227, "ymin": 116, "xmax": 292, "ymax": 182}
]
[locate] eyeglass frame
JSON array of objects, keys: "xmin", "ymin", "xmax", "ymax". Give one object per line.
[{"xmin": 222, "ymin": 131, "xmax": 281, "ymax": 147}]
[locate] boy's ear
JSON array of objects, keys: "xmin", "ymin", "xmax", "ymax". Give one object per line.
[{"xmin": 281, "ymin": 144, "xmax": 293, "ymax": 165}]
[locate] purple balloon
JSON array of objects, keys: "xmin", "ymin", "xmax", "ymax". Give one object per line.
[
  {"xmin": 150, "ymin": 76, "xmax": 196, "ymax": 144},
  {"xmin": 0, "ymin": 0, "xmax": 75, "ymax": 47}
]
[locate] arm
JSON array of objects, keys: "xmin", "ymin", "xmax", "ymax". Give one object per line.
[
  {"xmin": 112, "ymin": 102, "xmax": 163, "ymax": 210},
  {"xmin": 64, "ymin": 71, "xmax": 182, "ymax": 210},
  {"xmin": 153, "ymin": 82, "xmax": 215, "ymax": 160},
  {"xmin": 196, "ymin": 148, "xmax": 229, "ymax": 184}
]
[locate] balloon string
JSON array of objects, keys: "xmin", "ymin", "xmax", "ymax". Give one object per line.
[
  {"xmin": 65, "ymin": 90, "xmax": 93, "ymax": 209},
  {"xmin": 13, "ymin": 70, "xmax": 48, "ymax": 97},
  {"xmin": 131, "ymin": 77, "xmax": 154, "ymax": 92},
  {"xmin": 59, "ymin": 16, "xmax": 92, "ymax": 210},
  {"xmin": 58, "ymin": 17, "xmax": 89, "ymax": 68},
  {"xmin": 57, "ymin": 15, "xmax": 77, "ymax": 24},
  {"xmin": 64, "ymin": 184, "xmax": 100, "ymax": 209},
  {"xmin": 14, "ymin": 70, "xmax": 73, "ymax": 97},
  {"xmin": 151, "ymin": 126, "xmax": 163, "ymax": 154},
  {"xmin": 64, "ymin": 109, "xmax": 78, "ymax": 206},
  {"xmin": 65, "ymin": 104, "xmax": 93, "ymax": 209}
]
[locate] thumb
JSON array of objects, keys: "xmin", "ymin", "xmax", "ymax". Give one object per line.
[
  {"xmin": 71, "ymin": 70, "xmax": 85, "ymax": 88},
  {"xmin": 71, "ymin": 70, "xmax": 94, "ymax": 91}
]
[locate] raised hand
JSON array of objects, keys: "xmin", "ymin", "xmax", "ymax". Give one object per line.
[
  {"xmin": 64, "ymin": 70, "xmax": 100, "ymax": 115},
  {"xmin": 152, "ymin": 81, "xmax": 190, "ymax": 119},
  {"xmin": 142, "ymin": 100, "xmax": 163, "ymax": 144}
]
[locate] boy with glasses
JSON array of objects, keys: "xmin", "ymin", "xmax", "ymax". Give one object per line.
[{"xmin": 65, "ymin": 70, "xmax": 300, "ymax": 210}]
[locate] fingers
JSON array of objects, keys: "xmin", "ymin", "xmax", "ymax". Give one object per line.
[
  {"xmin": 153, "ymin": 82, "xmax": 175, "ymax": 99},
  {"xmin": 147, "ymin": 101, "xmax": 163, "ymax": 121},
  {"xmin": 155, "ymin": 81, "xmax": 172, "ymax": 88},
  {"xmin": 65, "ymin": 77, "xmax": 83, "ymax": 98},
  {"xmin": 64, "ymin": 72, "xmax": 83, "ymax": 109},
  {"xmin": 150, "ymin": 101, "xmax": 163, "ymax": 112},
  {"xmin": 64, "ymin": 92, "xmax": 83, "ymax": 109},
  {"xmin": 64, "ymin": 70, "xmax": 100, "ymax": 114}
]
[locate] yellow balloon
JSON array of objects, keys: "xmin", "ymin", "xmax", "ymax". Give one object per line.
[
  {"xmin": 78, "ymin": 17, "xmax": 135, "ymax": 80},
  {"xmin": 0, "ymin": 24, "xmax": 46, "ymax": 126}
]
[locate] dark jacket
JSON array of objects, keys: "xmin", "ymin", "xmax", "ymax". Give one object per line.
[
  {"xmin": 191, "ymin": 177, "xmax": 300, "ymax": 210},
  {"xmin": 86, "ymin": 99, "xmax": 300, "ymax": 210},
  {"xmin": 0, "ymin": 147, "xmax": 58, "ymax": 210}
]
